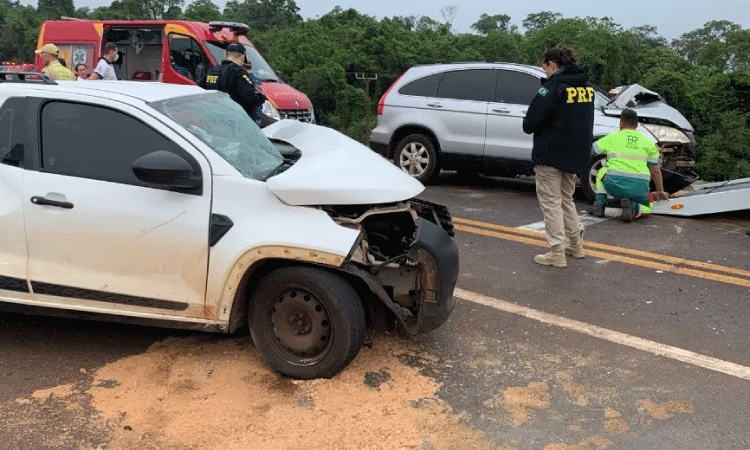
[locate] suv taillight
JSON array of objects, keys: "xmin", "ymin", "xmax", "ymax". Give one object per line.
[{"xmin": 376, "ymin": 73, "xmax": 404, "ymax": 115}]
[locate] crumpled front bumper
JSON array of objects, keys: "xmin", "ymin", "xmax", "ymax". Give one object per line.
[
  {"xmin": 343, "ymin": 216, "xmax": 459, "ymax": 335},
  {"xmin": 407, "ymin": 218, "xmax": 459, "ymax": 333}
]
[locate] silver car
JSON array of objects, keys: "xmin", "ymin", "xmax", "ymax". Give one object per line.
[{"xmin": 368, "ymin": 62, "xmax": 696, "ymax": 200}]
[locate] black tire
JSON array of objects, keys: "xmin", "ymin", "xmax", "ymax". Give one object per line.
[
  {"xmin": 580, "ymin": 154, "xmax": 606, "ymax": 203},
  {"xmin": 249, "ymin": 266, "xmax": 365, "ymax": 379},
  {"xmin": 393, "ymin": 134, "xmax": 439, "ymax": 183}
]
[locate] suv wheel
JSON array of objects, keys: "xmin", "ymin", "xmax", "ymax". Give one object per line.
[
  {"xmin": 394, "ymin": 134, "xmax": 439, "ymax": 183},
  {"xmin": 580, "ymin": 154, "xmax": 606, "ymax": 203},
  {"xmin": 249, "ymin": 266, "xmax": 365, "ymax": 379}
]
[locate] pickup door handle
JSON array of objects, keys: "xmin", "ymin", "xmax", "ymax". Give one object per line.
[
  {"xmin": 492, "ymin": 108, "xmax": 511, "ymax": 114},
  {"xmin": 31, "ymin": 196, "xmax": 74, "ymax": 209},
  {"xmin": 426, "ymin": 102, "xmax": 443, "ymax": 108}
]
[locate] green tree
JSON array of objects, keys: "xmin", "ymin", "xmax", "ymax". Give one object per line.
[
  {"xmin": 470, "ymin": 13, "xmax": 512, "ymax": 35},
  {"xmin": 223, "ymin": 0, "xmax": 302, "ymax": 31},
  {"xmin": 627, "ymin": 25, "xmax": 668, "ymax": 47},
  {"xmin": 90, "ymin": 0, "xmax": 147, "ymax": 19},
  {"xmin": 184, "ymin": 0, "xmax": 221, "ymax": 22},
  {"xmin": 695, "ymin": 111, "xmax": 750, "ymax": 181},
  {"xmin": 390, "ymin": 15, "xmax": 416, "ymax": 31},
  {"xmin": 672, "ymin": 20, "xmax": 741, "ymax": 64},
  {"xmin": 144, "ymin": 0, "xmax": 184, "ymax": 19},
  {"xmin": 37, "ymin": 0, "xmax": 74, "ymax": 19},
  {"xmin": 0, "ymin": 5, "xmax": 41, "ymax": 62},
  {"xmin": 522, "ymin": 11, "xmax": 561, "ymax": 35}
]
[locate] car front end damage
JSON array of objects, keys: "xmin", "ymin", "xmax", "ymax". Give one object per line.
[
  {"xmin": 323, "ymin": 199, "xmax": 459, "ymax": 335},
  {"xmin": 607, "ymin": 84, "xmax": 698, "ymax": 181}
]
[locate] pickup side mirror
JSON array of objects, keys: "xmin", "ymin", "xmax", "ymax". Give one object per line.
[{"xmin": 132, "ymin": 151, "xmax": 201, "ymax": 190}]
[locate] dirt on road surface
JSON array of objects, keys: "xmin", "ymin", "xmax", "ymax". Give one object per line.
[{"xmin": 8, "ymin": 334, "xmax": 502, "ymax": 450}]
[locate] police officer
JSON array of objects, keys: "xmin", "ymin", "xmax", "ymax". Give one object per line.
[
  {"xmin": 592, "ymin": 109, "xmax": 669, "ymax": 222},
  {"xmin": 523, "ymin": 45, "xmax": 595, "ymax": 268},
  {"xmin": 35, "ymin": 44, "xmax": 74, "ymax": 81},
  {"xmin": 199, "ymin": 43, "xmax": 266, "ymax": 124}
]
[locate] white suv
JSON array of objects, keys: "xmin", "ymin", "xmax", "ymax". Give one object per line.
[
  {"xmin": 369, "ymin": 62, "xmax": 696, "ymax": 200},
  {"xmin": 0, "ymin": 74, "xmax": 458, "ymax": 379}
]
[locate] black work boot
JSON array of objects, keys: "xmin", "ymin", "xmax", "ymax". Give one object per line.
[
  {"xmin": 591, "ymin": 202, "xmax": 605, "ymax": 218},
  {"xmin": 620, "ymin": 198, "xmax": 633, "ymax": 223}
]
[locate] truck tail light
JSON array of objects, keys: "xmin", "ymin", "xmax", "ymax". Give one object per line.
[{"xmin": 376, "ymin": 73, "xmax": 404, "ymax": 116}]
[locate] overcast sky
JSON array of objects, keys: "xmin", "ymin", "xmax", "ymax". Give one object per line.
[{"xmin": 24, "ymin": 0, "xmax": 750, "ymax": 41}]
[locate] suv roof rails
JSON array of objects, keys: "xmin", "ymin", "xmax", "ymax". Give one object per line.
[{"xmin": 0, "ymin": 71, "xmax": 57, "ymax": 84}]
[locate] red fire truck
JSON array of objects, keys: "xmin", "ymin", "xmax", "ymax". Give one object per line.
[{"xmin": 35, "ymin": 19, "xmax": 314, "ymax": 123}]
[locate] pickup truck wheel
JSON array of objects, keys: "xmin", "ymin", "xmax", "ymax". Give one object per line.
[
  {"xmin": 394, "ymin": 134, "xmax": 439, "ymax": 183},
  {"xmin": 580, "ymin": 155, "xmax": 606, "ymax": 203},
  {"xmin": 249, "ymin": 266, "xmax": 365, "ymax": 379}
]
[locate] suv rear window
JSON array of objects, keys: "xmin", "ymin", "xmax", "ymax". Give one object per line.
[
  {"xmin": 398, "ymin": 73, "xmax": 442, "ymax": 97},
  {"xmin": 495, "ymin": 70, "xmax": 541, "ymax": 105},
  {"xmin": 436, "ymin": 69, "xmax": 494, "ymax": 102}
]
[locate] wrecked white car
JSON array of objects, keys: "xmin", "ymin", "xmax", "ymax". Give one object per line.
[
  {"xmin": 0, "ymin": 76, "xmax": 459, "ymax": 379},
  {"xmin": 595, "ymin": 84, "xmax": 696, "ymax": 191}
]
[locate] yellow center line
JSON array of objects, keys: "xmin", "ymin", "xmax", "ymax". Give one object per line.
[
  {"xmin": 454, "ymin": 223, "xmax": 750, "ymax": 289},
  {"xmin": 454, "ymin": 216, "xmax": 750, "ymax": 280}
]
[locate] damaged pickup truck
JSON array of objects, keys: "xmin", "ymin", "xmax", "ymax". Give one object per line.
[{"xmin": 0, "ymin": 78, "xmax": 458, "ymax": 379}]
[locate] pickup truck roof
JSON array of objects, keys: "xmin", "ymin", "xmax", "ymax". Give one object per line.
[{"xmin": 0, "ymin": 79, "xmax": 206, "ymax": 103}]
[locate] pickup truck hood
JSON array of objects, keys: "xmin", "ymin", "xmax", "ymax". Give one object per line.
[
  {"xmin": 605, "ymin": 84, "xmax": 693, "ymax": 132},
  {"xmin": 263, "ymin": 120, "xmax": 424, "ymax": 206}
]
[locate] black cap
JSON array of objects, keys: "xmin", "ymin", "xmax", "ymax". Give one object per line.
[{"xmin": 226, "ymin": 43, "xmax": 246, "ymax": 54}]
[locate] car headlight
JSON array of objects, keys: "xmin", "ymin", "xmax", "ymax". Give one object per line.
[
  {"xmin": 262, "ymin": 101, "xmax": 281, "ymax": 121},
  {"xmin": 642, "ymin": 124, "xmax": 691, "ymax": 144}
]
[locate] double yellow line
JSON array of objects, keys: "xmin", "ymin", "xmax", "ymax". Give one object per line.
[{"xmin": 454, "ymin": 217, "xmax": 750, "ymax": 288}]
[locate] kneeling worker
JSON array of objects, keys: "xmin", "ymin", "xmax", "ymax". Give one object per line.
[{"xmin": 592, "ymin": 108, "xmax": 669, "ymax": 222}]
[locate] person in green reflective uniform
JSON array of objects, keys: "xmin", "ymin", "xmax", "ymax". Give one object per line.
[
  {"xmin": 35, "ymin": 44, "xmax": 74, "ymax": 81},
  {"xmin": 592, "ymin": 109, "xmax": 668, "ymax": 222}
]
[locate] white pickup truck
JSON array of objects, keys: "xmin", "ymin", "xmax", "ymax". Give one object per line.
[{"xmin": 0, "ymin": 75, "xmax": 459, "ymax": 379}]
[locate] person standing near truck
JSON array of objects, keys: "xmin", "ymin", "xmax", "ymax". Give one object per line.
[
  {"xmin": 35, "ymin": 44, "xmax": 74, "ymax": 81},
  {"xmin": 522, "ymin": 45, "xmax": 594, "ymax": 268},
  {"xmin": 198, "ymin": 43, "xmax": 266, "ymax": 124},
  {"xmin": 88, "ymin": 43, "xmax": 118, "ymax": 80}
]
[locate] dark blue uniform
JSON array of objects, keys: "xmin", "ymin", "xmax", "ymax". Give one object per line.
[
  {"xmin": 523, "ymin": 64, "xmax": 595, "ymax": 177},
  {"xmin": 199, "ymin": 60, "xmax": 266, "ymax": 122}
]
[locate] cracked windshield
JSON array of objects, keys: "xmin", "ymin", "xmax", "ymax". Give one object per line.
[{"xmin": 151, "ymin": 93, "xmax": 283, "ymax": 180}]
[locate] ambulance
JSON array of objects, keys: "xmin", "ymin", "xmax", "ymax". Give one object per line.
[{"xmin": 35, "ymin": 19, "xmax": 314, "ymax": 123}]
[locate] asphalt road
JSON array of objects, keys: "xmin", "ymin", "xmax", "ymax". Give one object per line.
[{"xmin": 1, "ymin": 172, "xmax": 749, "ymax": 450}]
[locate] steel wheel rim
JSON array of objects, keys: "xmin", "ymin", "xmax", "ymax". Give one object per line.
[
  {"xmin": 269, "ymin": 288, "xmax": 332, "ymax": 363},
  {"xmin": 399, "ymin": 142, "xmax": 429, "ymax": 176}
]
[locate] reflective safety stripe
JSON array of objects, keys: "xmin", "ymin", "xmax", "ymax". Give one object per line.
[
  {"xmin": 607, "ymin": 152, "xmax": 649, "ymax": 162},
  {"xmin": 606, "ymin": 169, "xmax": 651, "ymax": 180},
  {"xmin": 592, "ymin": 142, "xmax": 602, "ymax": 155},
  {"xmin": 647, "ymin": 158, "xmax": 660, "ymax": 165}
]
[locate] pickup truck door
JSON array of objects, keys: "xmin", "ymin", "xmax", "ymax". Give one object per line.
[
  {"xmin": 0, "ymin": 99, "xmax": 31, "ymax": 301},
  {"xmin": 23, "ymin": 97, "xmax": 212, "ymax": 319}
]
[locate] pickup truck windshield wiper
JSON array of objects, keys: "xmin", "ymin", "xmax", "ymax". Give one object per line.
[{"xmin": 263, "ymin": 157, "xmax": 296, "ymax": 181}]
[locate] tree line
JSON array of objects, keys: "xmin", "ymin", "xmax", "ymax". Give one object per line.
[{"xmin": 2, "ymin": 0, "xmax": 749, "ymax": 181}]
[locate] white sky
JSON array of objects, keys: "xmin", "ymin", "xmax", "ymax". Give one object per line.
[{"xmin": 24, "ymin": 0, "xmax": 750, "ymax": 41}]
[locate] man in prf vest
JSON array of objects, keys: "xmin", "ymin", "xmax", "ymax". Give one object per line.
[
  {"xmin": 35, "ymin": 44, "xmax": 74, "ymax": 81},
  {"xmin": 592, "ymin": 108, "xmax": 669, "ymax": 222}
]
